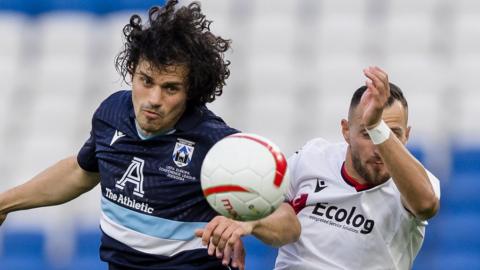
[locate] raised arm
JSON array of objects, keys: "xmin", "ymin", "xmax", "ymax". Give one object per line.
[
  {"xmin": 0, "ymin": 155, "xmax": 100, "ymax": 225},
  {"xmin": 362, "ymin": 66, "xmax": 439, "ymax": 220}
]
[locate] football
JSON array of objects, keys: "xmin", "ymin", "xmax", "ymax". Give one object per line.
[{"xmin": 200, "ymin": 133, "xmax": 289, "ymax": 221}]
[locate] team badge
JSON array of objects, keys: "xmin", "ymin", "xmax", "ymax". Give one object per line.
[{"xmin": 172, "ymin": 138, "xmax": 195, "ymax": 167}]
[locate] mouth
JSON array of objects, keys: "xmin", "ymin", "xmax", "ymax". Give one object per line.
[
  {"xmin": 142, "ymin": 109, "xmax": 161, "ymax": 120},
  {"xmin": 369, "ymin": 160, "xmax": 384, "ymax": 166}
]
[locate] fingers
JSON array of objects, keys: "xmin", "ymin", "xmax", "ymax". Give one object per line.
[
  {"xmin": 197, "ymin": 215, "xmax": 249, "ymax": 268},
  {"xmin": 201, "ymin": 216, "xmax": 221, "ymax": 246},
  {"xmin": 215, "ymin": 245, "xmax": 223, "ymax": 259},
  {"xmin": 208, "ymin": 241, "xmax": 217, "ymax": 256},
  {"xmin": 219, "ymin": 237, "xmax": 246, "ymax": 269},
  {"xmin": 217, "ymin": 223, "xmax": 238, "ymax": 251},
  {"xmin": 363, "ymin": 66, "xmax": 389, "ymax": 94},
  {"xmin": 222, "ymin": 242, "xmax": 232, "ymax": 266},
  {"xmin": 211, "ymin": 218, "xmax": 231, "ymax": 246},
  {"xmin": 194, "ymin": 228, "xmax": 204, "ymax": 238},
  {"xmin": 197, "ymin": 216, "xmax": 237, "ymax": 251},
  {"xmin": 232, "ymin": 240, "xmax": 246, "ymax": 270}
]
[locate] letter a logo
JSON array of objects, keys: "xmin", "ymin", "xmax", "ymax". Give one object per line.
[{"xmin": 116, "ymin": 157, "xmax": 145, "ymax": 197}]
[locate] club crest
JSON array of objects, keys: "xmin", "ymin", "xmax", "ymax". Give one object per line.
[{"xmin": 172, "ymin": 138, "xmax": 195, "ymax": 167}]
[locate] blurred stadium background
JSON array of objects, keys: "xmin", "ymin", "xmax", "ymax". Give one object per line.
[{"xmin": 0, "ymin": 0, "xmax": 479, "ymax": 269}]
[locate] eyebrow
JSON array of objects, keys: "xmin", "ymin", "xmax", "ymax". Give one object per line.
[
  {"xmin": 136, "ymin": 71, "xmax": 184, "ymax": 86},
  {"xmin": 160, "ymin": 81, "xmax": 184, "ymax": 87},
  {"xmin": 136, "ymin": 71, "xmax": 153, "ymax": 78}
]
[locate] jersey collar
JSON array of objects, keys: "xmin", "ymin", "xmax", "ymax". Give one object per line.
[{"xmin": 340, "ymin": 162, "xmax": 376, "ymax": 192}]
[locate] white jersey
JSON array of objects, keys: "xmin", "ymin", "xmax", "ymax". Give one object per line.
[{"xmin": 275, "ymin": 138, "xmax": 441, "ymax": 270}]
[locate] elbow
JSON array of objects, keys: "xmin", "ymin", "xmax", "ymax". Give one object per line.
[{"xmin": 413, "ymin": 196, "xmax": 440, "ymax": 220}]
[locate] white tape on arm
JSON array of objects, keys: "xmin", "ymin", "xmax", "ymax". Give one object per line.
[{"xmin": 366, "ymin": 120, "xmax": 391, "ymax": 145}]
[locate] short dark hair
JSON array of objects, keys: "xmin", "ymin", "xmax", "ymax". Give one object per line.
[
  {"xmin": 115, "ymin": 0, "xmax": 231, "ymax": 106},
  {"xmin": 348, "ymin": 83, "xmax": 408, "ymax": 120}
]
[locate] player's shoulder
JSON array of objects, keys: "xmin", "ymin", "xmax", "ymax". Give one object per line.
[
  {"xmin": 297, "ymin": 137, "xmax": 346, "ymax": 156},
  {"xmin": 97, "ymin": 90, "xmax": 131, "ymax": 110},
  {"xmin": 93, "ymin": 90, "xmax": 131, "ymax": 118},
  {"xmin": 193, "ymin": 106, "xmax": 240, "ymax": 142},
  {"xmin": 290, "ymin": 137, "xmax": 346, "ymax": 174}
]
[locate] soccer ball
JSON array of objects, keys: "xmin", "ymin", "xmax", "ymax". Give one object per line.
[{"xmin": 201, "ymin": 133, "xmax": 289, "ymax": 221}]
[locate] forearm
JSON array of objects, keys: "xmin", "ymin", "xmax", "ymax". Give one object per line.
[
  {"xmin": 250, "ymin": 203, "xmax": 300, "ymax": 247},
  {"xmin": 377, "ymin": 135, "xmax": 439, "ymax": 219},
  {"xmin": 0, "ymin": 156, "xmax": 99, "ymax": 215}
]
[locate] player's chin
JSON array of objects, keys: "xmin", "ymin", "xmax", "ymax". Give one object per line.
[
  {"xmin": 366, "ymin": 165, "xmax": 388, "ymax": 184},
  {"xmin": 371, "ymin": 171, "xmax": 390, "ymax": 185},
  {"xmin": 139, "ymin": 117, "xmax": 162, "ymax": 130}
]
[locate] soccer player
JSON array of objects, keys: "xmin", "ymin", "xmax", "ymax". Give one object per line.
[
  {"xmin": 0, "ymin": 1, "xmax": 245, "ymax": 269},
  {"xmin": 198, "ymin": 66, "xmax": 440, "ymax": 270}
]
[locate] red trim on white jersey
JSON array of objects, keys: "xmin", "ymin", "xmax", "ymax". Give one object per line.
[
  {"xmin": 289, "ymin": 193, "xmax": 308, "ymax": 214},
  {"xmin": 340, "ymin": 162, "xmax": 375, "ymax": 192}
]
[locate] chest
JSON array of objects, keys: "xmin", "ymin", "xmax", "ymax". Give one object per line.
[
  {"xmin": 94, "ymin": 127, "xmax": 209, "ymax": 199},
  {"xmin": 295, "ymin": 175, "xmax": 405, "ymax": 239}
]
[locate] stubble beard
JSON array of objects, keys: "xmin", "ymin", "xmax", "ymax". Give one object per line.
[{"xmin": 351, "ymin": 151, "xmax": 390, "ymax": 186}]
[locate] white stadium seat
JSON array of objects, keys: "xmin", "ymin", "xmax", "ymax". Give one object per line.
[
  {"xmin": 386, "ymin": 55, "xmax": 448, "ymax": 145},
  {"xmin": 320, "ymin": 0, "xmax": 368, "ymax": 16},
  {"xmin": 35, "ymin": 12, "xmax": 97, "ymax": 59},
  {"xmin": 387, "ymin": 0, "xmax": 438, "ymax": 16},
  {"xmin": 0, "ymin": 12, "xmax": 28, "ymax": 63},
  {"xmin": 452, "ymin": 14, "xmax": 480, "ymax": 56},
  {"xmin": 385, "ymin": 15, "xmax": 435, "ymax": 56},
  {"xmin": 317, "ymin": 13, "xmax": 367, "ymax": 57}
]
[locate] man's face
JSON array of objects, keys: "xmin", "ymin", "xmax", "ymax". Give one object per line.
[
  {"xmin": 131, "ymin": 59, "xmax": 189, "ymax": 135},
  {"xmin": 342, "ymin": 101, "xmax": 410, "ymax": 185}
]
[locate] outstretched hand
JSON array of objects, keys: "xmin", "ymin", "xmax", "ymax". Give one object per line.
[
  {"xmin": 195, "ymin": 216, "xmax": 253, "ymax": 270},
  {"xmin": 361, "ymin": 66, "xmax": 391, "ymax": 129}
]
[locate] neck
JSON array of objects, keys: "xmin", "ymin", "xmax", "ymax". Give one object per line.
[{"xmin": 135, "ymin": 121, "xmax": 174, "ymax": 140}]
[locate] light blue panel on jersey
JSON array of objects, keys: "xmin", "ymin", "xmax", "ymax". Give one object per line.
[{"xmin": 101, "ymin": 197, "xmax": 207, "ymax": 241}]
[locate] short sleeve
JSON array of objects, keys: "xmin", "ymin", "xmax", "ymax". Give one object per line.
[
  {"xmin": 77, "ymin": 130, "xmax": 99, "ymax": 172},
  {"xmin": 426, "ymin": 169, "xmax": 441, "ymax": 199},
  {"xmin": 285, "ymin": 151, "xmax": 300, "ymax": 202}
]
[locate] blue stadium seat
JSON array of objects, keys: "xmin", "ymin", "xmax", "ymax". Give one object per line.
[
  {"xmin": 0, "ymin": 0, "xmax": 166, "ymax": 16},
  {"xmin": 441, "ymin": 174, "xmax": 480, "ymax": 214},
  {"xmin": 0, "ymin": 229, "xmax": 48, "ymax": 270},
  {"xmin": 65, "ymin": 229, "xmax": 107, "ymax": 270},
  {"xmin": 66, "ymin": 258, "xmax": 108, "ymax": 270},
  {"xmin": 74, "ymin": 229, "xmax": 101, "ymax": 258},
  {"xmin": 414, "ymin": 251, "xmax": 480, "ymax": 270},
  {"xmin": 243, "ymin": 236, "xmax": 278, "ymax": 269},
  {"xmin": 431, "ymin": 213, "xmax": 480, "ymax": 253},
  {"xmin": 2, "ymin": 230, "xmax": 45, "ymax": 257},
  {"xmin": 407, "ymin": 145, "xmax": 425, "ymax": 163},
  {"xmin": 0, "ymin": 0, "xmax": 43, "ymax": 15},
  {"xmin": 452, "ymin": 147, "xmax": 480, "ymax": 173}
]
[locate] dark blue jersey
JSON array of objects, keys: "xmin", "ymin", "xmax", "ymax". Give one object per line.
[{"xmin": 77, "ymin": 91, "xmax": 239, "ymax": 269}]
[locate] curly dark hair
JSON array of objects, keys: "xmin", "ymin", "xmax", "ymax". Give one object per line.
[{"xmin": 115, "ymin": 0, "xmax": 231, "ymax": 105}]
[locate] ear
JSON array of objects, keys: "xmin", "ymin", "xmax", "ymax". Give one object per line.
[
  {"xmin": 341, "ymin": 119, "xmax": 350, "ymax": 144},
  {"xmin": 129, "ymin": 72, "xmax": 135, "ymax": 85},
  {"xmin": 405, "ymin": 126, "xmax": 411, "ymax": 141}
]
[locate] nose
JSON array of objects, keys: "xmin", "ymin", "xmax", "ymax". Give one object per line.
[
  {"xmin": 147, "ymin": 87, "xmax": 163, "ymax": 107},
  {"xmin": 372, "ymin": 150, "xmax": 382, "ymax": 160}
]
